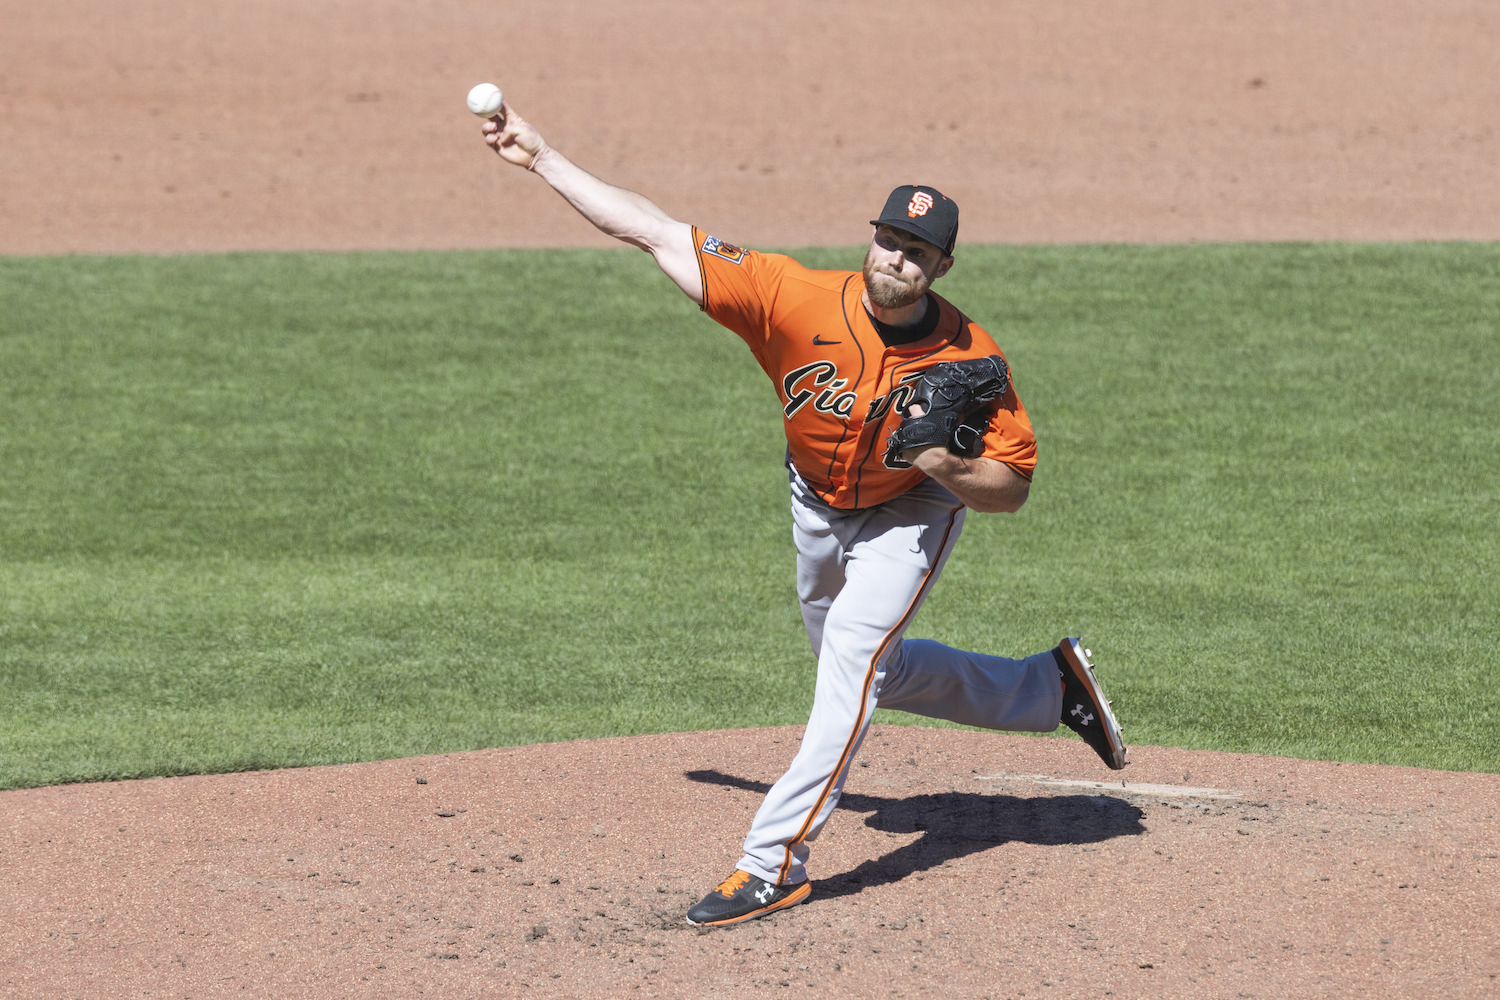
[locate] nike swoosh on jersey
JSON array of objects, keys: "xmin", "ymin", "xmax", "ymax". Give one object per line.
[{"xmin": 812, "ymin": 335, "xmax": 842, "ymax": 345}]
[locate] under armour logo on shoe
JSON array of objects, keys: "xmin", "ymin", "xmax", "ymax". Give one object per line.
[
  {"xmin": 754, "ymin": 884, "xmax": 775, "ymax": 904},
  {"xmin": 1070, "ymin": 703, "xmax": 1095, "ymax": 727}
]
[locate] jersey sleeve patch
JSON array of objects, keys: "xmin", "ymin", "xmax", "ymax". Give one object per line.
[{"xmin": 701, "ymin": 235, "xmax": 747, "ymax": 264}]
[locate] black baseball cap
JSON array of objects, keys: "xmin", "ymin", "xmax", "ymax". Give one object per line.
[{"xmin": 870, "ymin": 184, "xmax": 959, "ymax": 255}]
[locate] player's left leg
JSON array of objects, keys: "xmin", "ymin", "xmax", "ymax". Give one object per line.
[
  {"xmin": 736, "ymin": 481, "xmax": 970, "ymax": 885},
  {"xmin": 687, "ymin": 479, "xmax": 967, "ymax": 926}
]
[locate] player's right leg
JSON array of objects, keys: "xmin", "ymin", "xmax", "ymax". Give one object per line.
[
  {"xmin": 1054, "ymin": 637, "xmax": 1128, "ymax": 769},
  {"xmin": 876, "ymin": 637, "xmax": 1128, "ymax": 769},
  {"xmin": 874, "ymin": 639, "xmax": 1063, "ymax": 731}
]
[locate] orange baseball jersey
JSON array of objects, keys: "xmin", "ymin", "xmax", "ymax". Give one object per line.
[{"xmin": 692, "ymin": 227, "xmax": 1037, "ymax": 509}]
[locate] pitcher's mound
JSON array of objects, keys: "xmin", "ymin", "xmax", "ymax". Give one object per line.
[{"xmin": 2, "ymin": 726, "xmax": 1495, "ymax": 997}]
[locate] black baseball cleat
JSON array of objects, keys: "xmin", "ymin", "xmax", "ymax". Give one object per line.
[
  {"xmin": 1055, "ymin": 638, "xmax": 1128, "ymax": 770},
  {"xmin": 685, "ymin": 870, "xmax": 812, "ymax": 926}
]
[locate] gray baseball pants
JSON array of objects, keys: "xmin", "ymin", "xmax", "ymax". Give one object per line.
[{"xmin": 734, "ymin": 472, "xmax": 1064, "ymax": 887}]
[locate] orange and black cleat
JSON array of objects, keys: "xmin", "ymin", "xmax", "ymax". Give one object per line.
[{"xmin": 685, "ymin": 869, "xmax": 812, "ymax": 926}]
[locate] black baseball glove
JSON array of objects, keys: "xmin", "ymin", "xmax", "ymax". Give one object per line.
[{"xmin": 885, "ymin": 355, "xmax": 1011, "ymax": 468}]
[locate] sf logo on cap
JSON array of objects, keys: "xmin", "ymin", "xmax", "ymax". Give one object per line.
[{"xmin": 907, "ymin": 191, "xmax": 934, "ymax": 217}]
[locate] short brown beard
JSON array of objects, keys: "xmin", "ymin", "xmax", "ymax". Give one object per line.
[{"xmin": 862, "ymin": 246, "xmax": 931, "ymax": 309}]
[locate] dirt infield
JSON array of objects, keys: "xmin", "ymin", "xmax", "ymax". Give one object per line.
[
  {"xmin": 2, "ymin": 0, "xmax": 1499, "ymax": 255},
  {"xmin": 2, "ymin": 1, "xmax": 1498, "ymax": 997},
  {"xmin": 3, "ymin": 729, "xmax": 1497, "ymax": 998}
]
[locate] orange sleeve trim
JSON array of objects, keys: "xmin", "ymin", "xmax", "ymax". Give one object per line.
[
  {"xmin": 1005, "ymin": 461, "xmax": 1034, "ymax": 482},
  {"xmin": 691, "ymin": 226, "xmax": 710, "ymax": 313}
]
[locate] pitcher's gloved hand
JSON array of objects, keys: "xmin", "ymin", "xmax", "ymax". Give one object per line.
[{"xmin": 885, "ymin": 355, "xmax": 1010, "ymax": 468}]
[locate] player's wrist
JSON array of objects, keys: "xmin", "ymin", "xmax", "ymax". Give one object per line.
[
  {"xmin": 525, "ymin": 142, "xmax": 552, "ymax": 173},
  {"xmin": 907, "ymin": 444, "xmax": 956, "ymax": 473}
]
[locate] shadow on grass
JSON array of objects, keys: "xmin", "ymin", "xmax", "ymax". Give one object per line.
[{"xmin": 685, "ymin": 769, "xmax": 1146, "ymax": 900}]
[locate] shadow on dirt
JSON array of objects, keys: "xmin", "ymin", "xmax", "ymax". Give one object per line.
[{"xmin": 685, "ymin": 769, "xmax": 1146, "ymax": 900}]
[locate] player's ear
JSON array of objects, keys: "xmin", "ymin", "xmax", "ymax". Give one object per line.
[{"xmin": 935, "ymin": 255, "xmax": 955, "ymax": 280}]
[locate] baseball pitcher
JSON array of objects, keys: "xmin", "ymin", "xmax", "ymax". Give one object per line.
[{"xmin": 479, "ymin": 101, "xmax": 1127, "ymax": 927}]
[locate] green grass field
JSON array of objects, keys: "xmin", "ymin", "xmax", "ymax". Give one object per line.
[{"xmin": 2, "ymin": 243, "xmax": 1496, "ymax": 789}]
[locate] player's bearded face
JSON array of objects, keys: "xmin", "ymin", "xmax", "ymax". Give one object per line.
[
  {"xmin": 863, "ymin": 249, "xmax": 928, "ymax": 308},
  {"xmin": 862, "ymin": 228, "xmax": 949, "ymax": 309}
]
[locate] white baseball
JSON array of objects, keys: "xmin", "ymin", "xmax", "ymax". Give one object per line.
[{"xmin": 466, "ymin": 82, "xmax": 504, "ymax": 118}]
